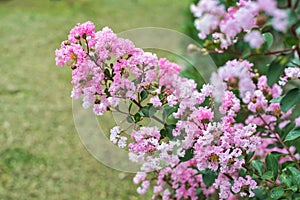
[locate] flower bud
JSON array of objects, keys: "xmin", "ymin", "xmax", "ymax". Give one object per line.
[
  {"xmin": 255, "ymin": 105, "xmax": 264, "ymax": 113},
  {"xmin": 95, "ymin": 99, "xmax": 101, "ymax": 104},
  {"xmin": 71, "ymin": 65, "xmax": 77, "ymax": 70},
  {"xmin": 64, "ymin": 40, "xmax": 71, "ymax": 45},
  {"xmin": 256, "ymin": 14, "xmax": 268, "ymax": 27},
  {"xmin": 74, "ymin": 34, "xmax": 80, "ymax": 40}
]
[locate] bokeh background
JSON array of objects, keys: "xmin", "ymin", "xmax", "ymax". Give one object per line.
[{"xmin": 0, "ymin": 0, "xmax": 193, "ymax": 199}]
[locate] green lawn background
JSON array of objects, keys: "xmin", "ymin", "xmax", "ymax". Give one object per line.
[{"xmin": 0, "ymin": 0, "xmax": 190, "ymax": 199}]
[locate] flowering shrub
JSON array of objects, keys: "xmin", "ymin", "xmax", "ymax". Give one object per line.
[{"xmin": 55, "ymin": 0, "xmax": 300, "ymax": 199}]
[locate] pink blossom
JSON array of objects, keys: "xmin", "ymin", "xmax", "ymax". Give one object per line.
[
  {"xmin": 214, "ymin": 177, "xmax": 232, "ymax": 200},
  {"xmin": 68, "ymin": 21, "xmax": 95, "ymax": 43},
  {"xmin": 220, "ymin": 91, "xmax": 241, "ymax": 116},
  {"xmin": 150, "ymin": 96, "xmax": 162, "ymax": 107},
  {"xmin": 137, "ymin": 180, "xmax": 150, "ymax": 194},
  {"xmin": 211, "ymin": 60, "xmax": 255, "ymax": 101},
  {"xmin": 232, "ymin": 176, "xmax": 257, "ymax": 197},
  {"xmin": 244, "ymin": 30, "xmax": 265, "ymax": 48},
  {"xmin": 296, "ymin": 116, "xmax": 300, "ymax": 127}
]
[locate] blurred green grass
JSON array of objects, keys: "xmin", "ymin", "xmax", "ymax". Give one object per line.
[{"xmin": 0, "ymin": 0, "xmax": 190, "ymax": 199}]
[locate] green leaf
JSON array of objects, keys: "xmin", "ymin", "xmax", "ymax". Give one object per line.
[
  {"xmin": 165, "ymin": 124, "xmax": 175, "ymax": 139},
  {"xmin": 267, "ymin": 56, "xmax": 289, "ymax": 87},
  {"xmin": 140, "ymin": 90, "xmax": 148, "ymax": 102},
  {"xmin": 284, "ymin": 127, "xmax": 300, "ymax": 142},
  {"xmin": 287, "ymin": 9, "xmax": 298, "ymax": 27},
  {"xmin": 133, "ymin": 112, "xmax": 141, "ymax": 122},
  {"xmin": 290, "ymin": 185, "xmax": 298, "ymax": 192},
  {"xmin": 280, "ymin": 170, "xmax": 292, "ymax": 188},
  {"xmin": 126, "ymin": 116, "xmax": 134, "ymax": 123},
  {"xmin": 251, "ymin": 160, "xmax": 264, "ymax": 176},
  {"xmin": 202, "ymin": 169, "xmax": 218, "ymax": 187},
  {"xmin": 179, "ymin": 148, "xmax": 194, "ymax": 162},
  {"xmin": 288, "ymin": 167, "xmax": 300, "ymax": 187},
  {"xmin": 262, "ymin": 171, "xmax": 273, "ymax": 180},
  {"xmin": 104, "ymin": 68, "xmax": 111, "ymax": 77},
  {"xmin": 270, "ymin": 186, "xmax": 285, "ymax": 199},
  {"xmin": 162, "ymin": 105, "xmax": 177, "ymax": 121},
  {"xmin": 242, "ymin": 46, "xmax": 251, "ymax": 58},
  {"xmin": 195, "ymin": 188, "xmax": 202, "ymax": 197},
  {"xmin": 238, "ymin": 168, "xmax": 247, "ymax": 177},
  {"xmin": 280, "ymin": 88, "xmax": 300, "ymax": 112},
  {"xmin": 245, "ymin": 151, "xmax": 254, "ymax": 163},
  {"xmin": 253, "ymin": 187, "xmax": 266, "ymax": 199},
  {"xmin": 160, "ymin": 129, "xmax": 167, "ymax": 138},
  {"xmin": 263, "ymin": 32, "xmax": 273, "ymax": 50},
  {"xmin": 270, "ymin": 96, "xmax": 283, "ymax": 103},
  {"xmin": 286, "ymin": 58, "xmax": 300, "ymax": 67},
  {"xmin": 140, "ymin": 104, "xmax": 157, "ymax": 118},
  {"xmin": 140, "ymin": 107, "xmax": 150, "ymax": 117},
  {"xmin": 284, "ymin": 36, "xmax": 299, "ymax": 46},
  {"xmin": 128, "ymin": 102, "xmax": 133, "ymax": 113},
  {"xmin": 266, "ymin": 153, "xmax": 279, "ymax": 181}
]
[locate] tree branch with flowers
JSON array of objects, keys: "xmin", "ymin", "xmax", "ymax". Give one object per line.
[{"xmin": 55, "ymin": 0, "xmax": 300, "ymax": 199}]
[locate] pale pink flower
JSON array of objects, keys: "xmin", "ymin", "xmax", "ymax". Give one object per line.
[
  {"xmin": 232, "ymin": 176, "xmax": 257, "ymax": 197},
  {"xmin": 244, "ymin": 30, "xmax": 265, "ymax": 48},
  {"xmin": 150, "ymin": 96, "xmax": 162, "ymax": 107}
]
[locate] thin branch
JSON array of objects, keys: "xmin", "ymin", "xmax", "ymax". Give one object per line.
[
  {"xmin": 245, "ymin": 48, "xmax": 294, "ymax": 58},
  {"xmin": 132, "ymin": 99, "xmax": 166, "ymax": 126},
  {"xmin": 293, "ymin": 0, "xmax": 299, "ymax": 9},
  {"xmin": 258, "ymin": 115, "xmax": 300, "ymax": 170}
]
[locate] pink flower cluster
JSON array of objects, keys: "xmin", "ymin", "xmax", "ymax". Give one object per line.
[
  {"xmin": 191, "ymin": 0, "xmax": 287, "ymax": 49},
  {"xmin": 279, "ymin": 67, "xmax": 300, "ymax": 85},
  {"xmin": 56, "ymin": 22, "xmax": 160, "ymax": 115},
  {"xmin": 56, "ymin": 22, "xmax": 299, "ymax": 200}
]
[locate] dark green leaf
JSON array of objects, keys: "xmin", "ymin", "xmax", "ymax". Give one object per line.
[
  {"xmin": 104, "ymin": 68, "xmax": 111, "ymax": 77},
  {"xmin": 133, "ymin": 112, "xmax": 141, "ymax": 122},
  {"xmin": 266, "ymin": 153, "xmax": 278, "ymax": 180},
  {"xmin": 262, "ymin": 171, "xmax": 273, "ymax": 180},
  {"xmin": 128, "ymin": 102, "xmax": 133, "ymax": 113},
  {"xmin": 158, "ymin": 93, "xmax": 164, "ymax": 101},
  {"xmin": 280, "ymin": 170, "xmax": 292, "ymax": 188},
  {"xmin": 160, "ymin": 129, "xmax": 167, "ymax": 139},
  {"xmin": 140, "ymin": 107, "xmax": 150, "ymax": 117},
  {"xmin": 242, "ymin": 47, "xmax": 251, "ymax": 58},
  {"xmin": 165, "ymin": 124, "xmax": 176, "ymax": 139},
  {"xmin": 288, "ymin": 167, "xmax": 300, "ymax": 187},
  {"xmin": 202, "ymin": 169, "xmax": 218, "ymax": 187},
  {"xmin": 284, "ymin": 127, "xmax": 300, "ymax": 142},
  {"xmin": 287, "ymin": 9, "xmax": 298, "ymax": 27},
  {"xmin": 251, "ymin": 160, "xmax": 264, "ymax": 176},
  {"xmin": 179, "ymin": 148, "xmax": 194, "ymax": 162},
  {"xmin": 161, "ymin": 85, "xmax": 166, "ymax": 92},
  {"xmin": 238, "ymin": 168, "xmax": 247, "ymax": 176},
  {"xmin": 270, "ymin": 96, "xmax": 283, "ymax": 103},
  {"xmin": 253, "ymin": 187, "xmax": 266, "ymax": 199},
  {"xmin": 263, "ymin": 33, "xmax": 273, "ymax": 50},
  {"xmin": 284, "ymin": 36, "xmax": 299, "ymax": 46},
  {"xmin": 162, "ymin": 105, "xmax": 177, "ymax": 121},
  {"xmin": 280, "ymin": 88, "xmax": 300, "ymax": 112},
  {"xmin": 270, "ymin": 186, "xmax": 285, "ymax": 199},
  {"xmin": 245, "ymin": 152, "xmax": 255, "ymax": 163},
  {"xmin": 267, "ymin": 56, "xmax": 289, "ymax": 87},
  {"xmin": 140, "ymin": 105, "xmax": 157, "ymax": 118},
  {"xmin": 195, "ymin": 188, "xmax": 202, "ymax": 197},
  {"xmin": 126, "ymin": 116, "xmax": 134, "ymax": 123},
  {"xmin": 140, "ymin": 90, "xmax": 148, "ymax": 102}
]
